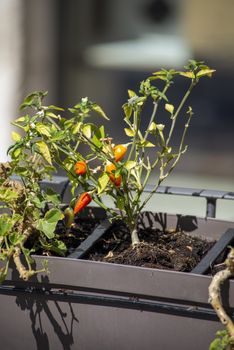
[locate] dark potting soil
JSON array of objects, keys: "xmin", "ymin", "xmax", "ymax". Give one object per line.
[
  {"xmin": 62, "ymin": 218, "xmax": 100, "ymax": 256},
  {"xmin": 86, "ymin": 222, "xmax": 215, "ymax": 272}
]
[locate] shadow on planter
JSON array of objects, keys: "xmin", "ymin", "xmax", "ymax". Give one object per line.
[{"xmin": 14, "ymin": 275, "xmax": 79, "ymax": 350}]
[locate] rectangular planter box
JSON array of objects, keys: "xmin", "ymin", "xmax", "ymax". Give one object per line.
[{"xmin": 0, "ymin": 207, "xmax": 234, "ymax": 350}]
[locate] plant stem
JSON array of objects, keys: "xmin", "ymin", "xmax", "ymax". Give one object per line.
[
  {"xmin": 166, "ymin": 80, "xmax": 195, "ymax": 146},
  {"xmin": 209, "ymin": 249, "xmax": 234, "ymax": 341},
  {"xmin": 138, "ymin": 82, "xmax": 195, "ymax": 213},
  {"xmin": 128, "ymin": 109, "xmax": 140, "ymax": 161},
  {"xmin": 131, "ymin": 228, "xmax": 140, "ymax": 245}
]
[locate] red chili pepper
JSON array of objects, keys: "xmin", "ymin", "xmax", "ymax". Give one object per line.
[
  {"xmin": 113, "ymin": 144, "xmax": 127, "ymax": 162},
  {"xmin": 74, "ymin": 161, "xmax": 87, "ymax": 176},
  {"xmin": 106, "ymin": 163, "xmax": 122, "ymax": 187},
  {"xmin": 74, "ymin": 192, "xmax": 92, "ymax": 214}
]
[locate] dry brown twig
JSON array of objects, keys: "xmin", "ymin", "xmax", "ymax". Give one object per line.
[{"xmin": 209, "ymin": 248, "xmax": 234, "ymax": 343}]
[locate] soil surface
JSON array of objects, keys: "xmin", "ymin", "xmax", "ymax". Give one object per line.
[
  {"xmin": 86, "ymin": 222, "xmax": 215, "ymax": 272},
  {"xmin": 63, "ymin": 218, "xmax": 99, "ymax": 256}
]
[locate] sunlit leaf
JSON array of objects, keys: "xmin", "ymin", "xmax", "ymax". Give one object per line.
[
  {"xmin": 36, "ymin": 141, "xmax": 52, "ymax": 164},
  {"xmin": 72, "ymin": 122, "xmax": 82, "ymax": 134},
  {"xmin": 148, "ymin": 121, "xmax": 157, "ymax": 132},
  {"xmin": 165, "ymin": 103, "xmax": 174, "ymax": 114},
  {"xmin": 0, "ymin": 188, "xmax": 19, "ymax": 202},
  {"xmin": 0, "ymin": 215, "xmax": 14, "ymax": 237},
  {"xmin": 97, "ymin": 173, "xmax": 109, "ymax": 194},
  {"xmin": 141, "ymin": 141, "xmax": 155, "ymax": 147},
  {"xmin": 20, "ymin": 91, "xmax": 48, "ymax": 110},
  {"xmin": 124, "ymin": 161, "xmax": 137, "ymax": 170},
  {"xmin": 46, "ymin": 111, "xmax": 60, "ymax": 119},
  {"xmin": 14, "ymin": 116, "xmax": 27, "ymax": 124},
  {"xmin": 47, "ymin": 105, "xmax": 64, "ymax": 111},
  {"xmin": 82, "ymin": 124, "xmax": 92, "ymax": 139},
  {"xmin": 128, "ymin": 90, "xmax": 137, "ymax": 98},
  {"xmin": 36, "ymin": 124, "xmax": 51, "ymax": 137},
  {"xmin": 11, "ymin": 131, "xmax": 22, "ymax": 142},
  {"xmin": 37, "ymin": 208, "xmax": 64, "ymax": 239},
  {"xmin": 92, "ymin": 104, "xmax": 109, "ymax": 120},
  {"xmin": 50, "ymin": 130, "xmax": 66, "ymax": 141},
  {"xmin": 179, "ymin": 72, "xmax": 195, "ymax": 79},
  {"xmin": 196, "ymin": 69, "xmax": 216, "ymax": 78},
  {"xmin": 92, "ymin": 125, "xmax": 105, "ymax": 147},
  {"xmin": 124, "ymin": 128, "xmax": 135, "ymax": 137},
  {"xmin": 157, "ymin": 124, "xmax": 165, "ymax": 131},
  {"xmin": 123, "ymin": 103, "xmax": 132, "ymax": 120}
]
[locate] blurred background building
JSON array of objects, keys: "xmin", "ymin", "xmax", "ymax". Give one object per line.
[{"xmin": 1, "ymin": 0, "xmax": 234, "ymax": 198}]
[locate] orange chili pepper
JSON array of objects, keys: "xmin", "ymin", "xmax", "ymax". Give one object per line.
[
  {"xmin": 106, "ymin": 162, "xmax": 122, "ymax": 187},
  {"xmin": 113, "ymin": 144, "xmax": 127, "ymax": 162},
  {"xmin": 74, "ymin": 161, "xmax": 87, "ymax": 176},
  {"xmin": 74, "ymin": 192, "xmax": 92, "ymax": 214}
]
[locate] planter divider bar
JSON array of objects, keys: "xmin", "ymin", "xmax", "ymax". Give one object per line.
[
  {"xmin": 192, "ymin": 228, "xmax": 234, "ymax": 275},
  {"xmin": 68, "ymin": 219, "xmax": 111, "ymax": 259}
]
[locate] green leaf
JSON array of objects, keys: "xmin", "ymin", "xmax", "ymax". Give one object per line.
[
  {"xmin": 92, "ymin": 126, "xmax": 105, "ymax": 147},
  {"xmin": 179, "ymin": 72, "xmax": 195, "ymax": 79},
  {"xmin": 123, "ymin": 103, "xmax": 132, "ymax": 120},
  {"xmin": 11, "ymin": 131, "xmax": 22, "ymax": 142},
  {"xmin": 36, "ymin": 124, "xmax": 51, "ymax": 137},
  {"xmin": 157, "ymin": 124, "xmax": 165, "ymax": 131},
  {"xmin": 124, "ymin": 161, "xmax": 137, "ymax": 170},
  {"xmin": 157, "ymin": 91, "xmax": 168, "ymax": 102},
  {"xmin": 9, "ymin": 232, "xmax": 24, "ymax": 245},
  {"xmin": 82, "ymin": 124, "xmax": 92, "ymax": 139},
  {"xmin": 46, "ymin": 112, "xmax": 60, "ymax": 119},
  {"xmin": 196, "ymin": 69, "xmax": 216, "ymax": 78},
  {"xmin": 45, "ymin": 208, "xmax": 64, "ymax": 223},
  {"xmin": 165, "ymin": 103, "xmax": 174, "ymax": 114},
  {"xmin": 36, "ymin": 141, "xmax": 52, "ymax": 165},
  {"xmin": 148, "ymin": 122, "xmax": 157, "ymax": 132},
  {"xmin": 124, "ymin": 128, "xmax": 135, "ymax": 137},
  {"xmin": 44, "ymin": 188, "xmax": 60, "ymax": 205},
  {"xmin": 47, "ymin": 105, "xmax": 64, "ymax": 111},
  {"xmin": 141, "ymin": 141, "xmax": 155, "ymax": 148},
  {"xmin": 13, "ymin": 116, "xmax": 28, "ymax": 124},
  {"xmin": 0, "ymin": 188, "xmax": 19, "ymax": 202},
  {"xmin": 99, "ymin": 125, "xmax": 105, "ymax": 138},
  {"xmin": 0, "ymin": 215, "xmax": 14, "ymax": 237},
  {"xmin": 128, "ymin": 90, "xmax": 137, "ymax": 98},
  {"xmin": 97, "ymin": 173, "xmax": 109, "ymax": 194},
  {"xmin": 92, "ymin": 104, "xmax": 109, "ymax": 120},
  {"xmin": 37, "ymin": 208, "xmax": 64, "ymax": 239},
  {"xmin": 11, "ymin": 147, "xmax": 21, "ymax": 159},
  {"xmin": 50, "ymin": 130, "xmax": 66, "ymax": 142},
  {"xmin": 39, "ymin": 238, "xmax": 67, "ymax": 256},
  {"xmin": 72, "ymin": 122, "xmax": 82, "ymax": 134},
  {"xmin": 20, "ymin": 91, "xmax": 48, "ymax": 110},
  {"xmin": 50, "ymin": 239, "xmax": 67, "ymax": 256}
]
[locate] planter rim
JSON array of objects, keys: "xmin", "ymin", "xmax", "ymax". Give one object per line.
[{"xmin": 4, "ymin": 253, "xmax": 234, "ymax": 307}]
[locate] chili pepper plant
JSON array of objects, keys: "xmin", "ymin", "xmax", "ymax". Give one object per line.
[{"xmin": 0, "ymin": 60, "xmax": 215, "ymax": 282}]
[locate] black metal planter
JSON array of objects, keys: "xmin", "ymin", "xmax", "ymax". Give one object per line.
[{"xmin": 0, "ymin": 181, "xmax": 234, "ymax": 350}]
